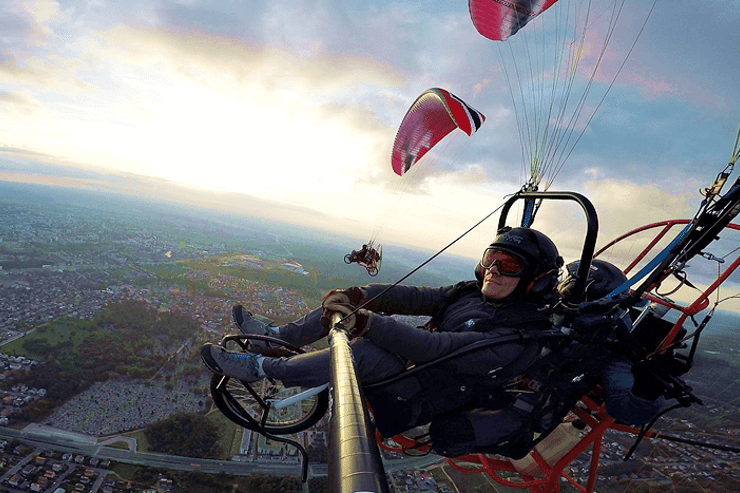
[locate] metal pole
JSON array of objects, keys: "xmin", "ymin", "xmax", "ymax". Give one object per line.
[
  {"xmin": 499, "ymin": 191, "xmax": 599, "ymax": 304},
  {"xmin": 328, "ymin": 314, "xmax": 390, "ymax": 493}
]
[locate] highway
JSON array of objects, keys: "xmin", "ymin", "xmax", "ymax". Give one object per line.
[{"xmin": 0, "ymin": 427, "xmax": 443, "ymax": 478}]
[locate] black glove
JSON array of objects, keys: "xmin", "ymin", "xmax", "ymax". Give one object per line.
[{"xmin": 320, "ymin": 302, "xmax": 374, "ymax": 338}]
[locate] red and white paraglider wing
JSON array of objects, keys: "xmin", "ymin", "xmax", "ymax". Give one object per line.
[
  {"xmin": 391, "ymin": 88, "xmax": 485, "ymax": 176},
  {"xmin": 468, "ymin": 0, "xmax": 560, "ymax": 41}
]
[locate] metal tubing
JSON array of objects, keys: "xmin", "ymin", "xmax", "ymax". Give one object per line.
[
  {"xmin": 328, "ymin": 314, "xmax": 389, "ymax": 493},
  {"xmin": 499, "ymin": 191, "xmax": 599, "ymax": 304}
]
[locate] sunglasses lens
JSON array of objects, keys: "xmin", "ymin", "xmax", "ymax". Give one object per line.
[{"xmin": 481, "ymin": 249, "xmax": 527, "ymax": 276}]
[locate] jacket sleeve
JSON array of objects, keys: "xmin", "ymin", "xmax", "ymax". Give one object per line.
[
  {"xmin": 362, "ymin": 284, "xmax": 454, "ymax": 316},
  {"xmin": 364, "ymin": 314, "xmax": 526, "ymax": 370}
]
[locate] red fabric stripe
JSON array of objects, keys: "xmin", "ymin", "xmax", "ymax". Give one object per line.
[
  {"xmin": 391, "ymin": 88, "xmax": 485, "ymax": 176},
  {"xmin": 469, "ymin": 0, "xmax": 559, "ymax": 41}
]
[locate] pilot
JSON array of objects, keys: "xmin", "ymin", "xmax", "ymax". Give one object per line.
[{"xmin": 201, "ymin": 227, "xmax": 564, "ymax": 435}]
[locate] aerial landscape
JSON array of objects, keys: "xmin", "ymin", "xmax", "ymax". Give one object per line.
[
  {"xmin": 0, "ymin": 180, "xmax": 738, "ymax": 493},
  {"xmin": 2, "ymin": 0, "xmax": 740, "ymax": 492}
]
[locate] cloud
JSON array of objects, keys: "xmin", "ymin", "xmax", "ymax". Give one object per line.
[
  {"xmin": 2, "ymin": 0, "xmax": 61, "ymax": 50},
  {"xmin": 0, "ymin": 89, "xmax": 44, "ymax": 115},
  {"xmin": 1, "ymin": 0, "xmax": 738, "ymax": 266},
  {"xmin": 1, "ymin": 20, "xmax": 409, "ymax": 195},
  {"xmin": 613, "ymin": 1, "xmax": 740, "ymax": 114},
  {"xmin": 527, "ymin": 178, "xmax": 697, "ymax": 265},
  {"xmin": 92, "ymin": 25, "xmax": 404, "ymax": 96},
  {"xmin": 0, "ymin": 0, "xmax": 90, "ymax": 94}
]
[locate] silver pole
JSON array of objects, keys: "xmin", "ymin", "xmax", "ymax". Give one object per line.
[{"xmin": 328, "ymin": 313, "xmax": 389, "ymax": 493}]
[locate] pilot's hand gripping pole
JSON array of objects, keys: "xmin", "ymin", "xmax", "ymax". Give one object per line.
[{"xmin": 328, "ymin": 313, "xmax": 390, "ymax": 493}]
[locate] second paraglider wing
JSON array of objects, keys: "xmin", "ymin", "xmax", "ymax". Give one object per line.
[
  {"xmin": 468, "ymin": 0, "xmax": 559, "ymax": 41},
  {"xmin": 391, "ymin": 88, "xmax": 485, "ymax": 176}
]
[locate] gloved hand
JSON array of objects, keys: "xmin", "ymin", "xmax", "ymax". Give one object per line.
[
  {"xmin": 631, "ymin": 360, "xmax": 666, "ymax": 401},
  {"xmin": 320, "ymin": 302, "xmax": 374, "ymax": 338},
  {"xmin": 322, "ymin": 287, "xmax": 366, "ymax": 310}
]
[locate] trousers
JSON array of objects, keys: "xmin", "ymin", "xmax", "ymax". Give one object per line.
[{"xmin": 260, "ymin": 308, "xmax": 421, "ymax": 398}]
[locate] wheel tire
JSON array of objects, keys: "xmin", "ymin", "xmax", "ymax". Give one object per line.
[
  {"xmin": 210, "ymin": 374, "xmax": 328, "ymax": 435},
  {"xmin": 209, "ymin": 335, "xmax": 329, "ymax": 435}
]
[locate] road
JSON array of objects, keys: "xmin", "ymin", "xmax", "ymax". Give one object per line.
[{"xmin": 0, "ymin": 427, "xmax": 443, "ymax": 478}]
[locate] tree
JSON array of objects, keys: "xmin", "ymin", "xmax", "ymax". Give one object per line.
[{"xmin": 143, "ymin": 413, "xmax": 221, "ymax": 458}]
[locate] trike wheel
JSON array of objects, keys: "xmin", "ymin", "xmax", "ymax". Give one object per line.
[
  {"xmin": 209, "ymin": 335, "xmax": 329, "ymax": 435},
  {"xmin": 344, "ymin": 254, "xmax": 353, "ymax": 264}
]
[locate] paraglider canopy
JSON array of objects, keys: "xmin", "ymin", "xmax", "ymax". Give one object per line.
[
  {"xmin": 467, "ymin": 0, "xmax": 656, "ymax": 197},
  {"xmin": 391, "ymin": 88, "xmax": 485, "ymax": 176},
  {"xmin": 469, "ymin": 0, "xmax": 559, "ymax": 41}
]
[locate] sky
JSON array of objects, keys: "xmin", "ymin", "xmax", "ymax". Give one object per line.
[{"xmin": 2, "ymin": 0, "xmax": 740, "ymax": 305}]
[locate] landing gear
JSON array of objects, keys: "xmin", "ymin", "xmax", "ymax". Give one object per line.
[{"xmin": 209, "ymin": 334, "xmax": 329, "ymax": 435}]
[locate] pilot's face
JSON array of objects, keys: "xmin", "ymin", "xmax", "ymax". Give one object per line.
[
  {"xmin": 479, "ymin": 248, "xmax": 526, "ymax": 301},
  {"xmin": 481, "ymin": 265, "xmax": 520, "ymax": 301}
]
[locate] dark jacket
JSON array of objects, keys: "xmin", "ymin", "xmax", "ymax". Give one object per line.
[
  {"xmin": 364, "ymin": 281, "xmax": 552, "ymax": 367},
  {"xmin": 361, "ymin": 282, "xmax": 553, "ymax": 436}
]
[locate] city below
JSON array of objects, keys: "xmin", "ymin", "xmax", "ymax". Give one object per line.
[{"xmin": 0, "ymin": 182, "xmax": 738, "ymax": 493}]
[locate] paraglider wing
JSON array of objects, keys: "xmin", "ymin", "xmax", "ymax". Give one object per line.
[
  {"xmin": 391, "ymin": 88, "xmax": 485, "ymax": 176},
  {"xmin": 469, "ymin": 0, "xmax": 560, "ymax": 41}
]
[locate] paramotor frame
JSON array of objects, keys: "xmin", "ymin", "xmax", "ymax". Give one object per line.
[
  {"xmin": 210, "ymin": 156, "xmax": 740, "ymax": 491},
  {"xmin": 439, "ymin": 189, "xmax": 740, "ymax": 491},
  {"xmin": 210, "ymin": 202, "xmax": 740, "ymax": 491},
  {"xmin": 344, "ymin": 242, "xmax": 382, "ymax": 276},
  {"xmin": 209, "ymin": 334, "xmax": 329, "ymax": 435}
]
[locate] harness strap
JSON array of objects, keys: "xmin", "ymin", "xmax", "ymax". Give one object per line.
[{"xmin": 405, "ymin": 334, "xmax": 545, "ymax": 412}]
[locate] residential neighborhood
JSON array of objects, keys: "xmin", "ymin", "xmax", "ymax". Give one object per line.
[{"xmin": 1, "ymin": 187, "xmax": 738, "ymax": 492}]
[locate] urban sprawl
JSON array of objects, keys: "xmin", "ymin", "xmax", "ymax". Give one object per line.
[{"xmin": 0, "ymin": 189, "xmax": 738, "ymax": 493}]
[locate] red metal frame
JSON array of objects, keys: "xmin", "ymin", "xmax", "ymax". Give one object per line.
[{"xmin": 397, "ymin": 219, "xmax": 740, "ymax": 493}]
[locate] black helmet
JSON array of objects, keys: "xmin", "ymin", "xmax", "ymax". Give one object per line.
[
  {"xmin": 558, "ymin": 259, "xmax": 627, "ymax": 303},
  {"xmin": 476, "ymin": 227, "xmax": 564, "ymax": 303}
]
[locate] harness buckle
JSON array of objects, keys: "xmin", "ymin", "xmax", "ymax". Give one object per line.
[{"xmin": 506, "ymin": 374, "xmax": 543, "ymax": 393}]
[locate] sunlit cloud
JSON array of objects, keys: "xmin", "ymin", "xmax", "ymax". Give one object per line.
[{"xmin": 1, "ymin": 0, "xmax": 739, "ymax": 263}]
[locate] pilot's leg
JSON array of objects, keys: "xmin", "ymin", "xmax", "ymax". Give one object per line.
[
  {"xmin": 273, "ymin": 307, "xmax": 329, "ymax": 347},
  {"xmin": 262, "ymin": 338, "xmax": 420, "ymax": 398}
]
